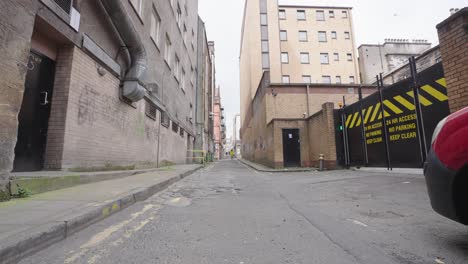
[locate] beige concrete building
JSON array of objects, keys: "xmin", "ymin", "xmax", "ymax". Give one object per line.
[{"xmin": 240, "ymin": 0, "xmax": 371, "ymax": 168}]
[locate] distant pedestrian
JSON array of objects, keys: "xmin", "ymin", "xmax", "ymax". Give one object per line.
[{"xmin": 230, "ymin": 149, "xmax": 235, "ymax": 159}]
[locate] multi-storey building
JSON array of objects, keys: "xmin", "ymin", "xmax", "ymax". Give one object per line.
[
  {"xmin": 0, "ymin": 0, "xmax": 213, "ymax": 199},
  {"xmin": 240, "ymin": 0, "xmax": 374, "ymax": 168},
  {"xmin": 358, "ymin": 39, "xmax": 432, "ymax": 84},
  {"xmin": 213, "ymin": 87, "xmax": 225, "ymax": 160}
]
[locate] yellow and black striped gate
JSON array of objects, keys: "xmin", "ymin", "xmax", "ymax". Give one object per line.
[{"xmin": 340, "ymin": 62, "xmax": 450, "ymax": 168}]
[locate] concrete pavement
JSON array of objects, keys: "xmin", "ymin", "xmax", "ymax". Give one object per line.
[
  {"xmin": 16, "ymin": 160, "xmax": 468, "ymax": 264},
  {"xmin": 0, "ymin": 164, "xmax": 202, "ymax": 264}
]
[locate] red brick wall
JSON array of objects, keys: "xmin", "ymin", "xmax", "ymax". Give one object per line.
[{"xmin": 437, "ymin": 8, "xmax": 468, "ymax": 113}]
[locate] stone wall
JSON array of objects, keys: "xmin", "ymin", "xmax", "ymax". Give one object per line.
[{"xmin": 437, "ymin": 8, "xmax": 468, "ymax": 113}]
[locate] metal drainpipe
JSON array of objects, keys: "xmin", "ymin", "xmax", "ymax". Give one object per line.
[{"xmin": 98, "ymin": 0, "xmax": 147, "ymax": 102}]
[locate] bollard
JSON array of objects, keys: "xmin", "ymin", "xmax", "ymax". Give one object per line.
[{"xmin": 319, "ymin": 154, "xmax": 325, "ymax": 171}]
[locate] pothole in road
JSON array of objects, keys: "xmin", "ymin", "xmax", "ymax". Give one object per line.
[{"xmin": 166, "ymin": 196, "xmax": 192, "ymax": 207}]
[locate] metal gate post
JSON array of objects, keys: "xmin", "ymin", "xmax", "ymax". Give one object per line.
[
  {"xmin": 409, "ymin": 57, "xmax": 428, "ymax": 166},
  {"xmin": 377, "ymin": 74, "xmax": 392, "ymax": 170},
  {"xmin": 341, "ymin": 96, "xmax": 350, "ymax": 168}
]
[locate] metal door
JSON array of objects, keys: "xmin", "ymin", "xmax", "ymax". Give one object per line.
[{"xmin": 13, "ymin": 51, "xmax": 56, "ymax": 172}]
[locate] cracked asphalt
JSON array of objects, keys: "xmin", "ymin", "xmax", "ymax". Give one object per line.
[{"xmin": 19, "ymin": 160, "xmax": 468, "ymax": 264}]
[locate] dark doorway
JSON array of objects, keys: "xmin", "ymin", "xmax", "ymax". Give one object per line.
[
  {"xmin": 13, "ymin": 51, "xmax": 56, "ymax": 172},
  {"xmin": 282, "ymin": 129, "xmax": 301, "ymax": 167}
]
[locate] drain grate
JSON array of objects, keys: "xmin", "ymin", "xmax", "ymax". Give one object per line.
[{"xmin": 52, "ymin": 0, "xmax": 72, "ymax": 14}]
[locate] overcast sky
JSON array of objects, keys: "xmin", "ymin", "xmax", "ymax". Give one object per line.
[{"xmin": 198, "ymin": 0, "xmax": 465, "ymax": 139}]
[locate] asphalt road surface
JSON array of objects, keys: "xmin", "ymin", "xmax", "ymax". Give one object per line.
[{"xmin": 20, "ymin": 160, "xmax": 468, "ymax": 264}]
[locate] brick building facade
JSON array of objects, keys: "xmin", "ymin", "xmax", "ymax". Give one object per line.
[
  {"xmin": 0, "ymin": 0, "xmax": 212, "ymax": 199},
  {"xmin": 437, "ymin": 7, "xmax": 468, "ymax": 113}
]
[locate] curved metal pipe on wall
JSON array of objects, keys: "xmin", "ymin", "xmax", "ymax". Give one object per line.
[{"xmin": 98, "ymin": 0, "xmax": 147, "ymax": 102}]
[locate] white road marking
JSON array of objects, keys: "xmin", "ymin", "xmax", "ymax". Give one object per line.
[{"xmin": 347, "ymin": 219, "xmax": 368, "ymax": 227}]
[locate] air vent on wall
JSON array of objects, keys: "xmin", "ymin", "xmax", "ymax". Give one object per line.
[{"xmin": 53, "ymin": 0, "xmax": 72, "ymax": 14}]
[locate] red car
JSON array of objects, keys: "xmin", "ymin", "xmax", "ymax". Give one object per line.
[{"xmin": 424, "ymin": 107, "xmax": 468, "ymax": 224}]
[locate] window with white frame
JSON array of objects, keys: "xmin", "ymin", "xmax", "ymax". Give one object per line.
[
  {"xmin": 344, "ymin": 31, "xmax": 350, "ymax": 39},
  {"xmin": 342, "ymin": 10, "xmax": 348, "ymax": 18},
  {"xmin": 183, "ymin": 24, "xmax": 188, "ymax": 44},
  {"xmin": 300, "ymin": 52, "xmax": 310, "ymax": 64},
  {"xmin": 164, "ymin": 34, "xmax": 172, "ymax": 65},
  {"xmin": 150, "ymin": 7, "xmax": 161, "ymax": 46},
  {"xmin": 347, "ymin": 53, "xmax": 353, "ymax": 61},
  {"xmin": 281, "ymin": 52, "xmax": 289, "ymax": 63},
  {"xmin": 336, "ymin": 76, "xmax": 342, "ymax": 84},
  {"xmin": 329, "ymin": 10, "xmax": 335, "ymax": 18},
  {"xmin": 349, "ymin": 76, "xmax": 355, "ymax": 84},
  {"xmin": 282, "ymin": 75, "xmax": 290, "ymax": 84},
  {"xmin": 280, "ymin": 30, "xmax": 287, "ymax": 41},
  {"xmin": 261, "ymin": 26, "xmax": 268, "ymax": 40},
  {"xmin": 279, "ymin": 9, "xmax": 286, "ymax": 19},
  {"xmin": 322, "ymin": 75, "xmax": 331, "ymax": 84},
  {"xmin": 181, "ymin": 68, "xmax": 186, "ymax": 91},
  {"xmin": 320, "ymin": 53, "xmax": 329, "ymax": 64},
  {"xmin": 299, "ymin": 31, "xmax": 308, "ymax": 41},
  {"xmin": 176, "ymin": 3, "xmax": 182, "ymax": 28},
  {"xmin": 331, "ymin": 31, "xmax": 337, "ymax": 39},
  {"xmin": 318, "ymin": 31, "xmax": 327, "ymax": 42},
  {"xmin": 334, "ymin": 53, "xmax": 339, "ymax": 61},
  {"xmin": 316, "ymin": 10, "xmax": 325, "ymax": 21},
  {"xmin": 302, "ymin": 75, "xmax": 311, "ymax": 84},
  {"xmin": 297, "ymin": 10, "xmax": 306, "ymax": 20},
  {"xmin": 130, "ymin": 0, "xmax": 143, "ymax": 17}
]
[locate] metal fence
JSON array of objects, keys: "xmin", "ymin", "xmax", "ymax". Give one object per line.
[{"xmin": 339, "ymin": 60, "xmax": 450, "ymax": 169}]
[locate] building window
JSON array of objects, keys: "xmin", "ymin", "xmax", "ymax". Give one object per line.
[
  {"xmin": 344, "ymin": 31, "xmax": 350, "ymax": 39},
  {"xmin": 322, "ymin": 75, "xmax": 331, "ymax": 84},
  {"xmin": 347, "ymin": 53, "xmax": 353, "ymax": 61},
  {"xmin": 282, "ymin": 75, "xmax": 290, "ymax": 84},
  {"xmin": 320, "ymin": 53, "xmax": 329, "ymax": 64},
  {"xmin": 164, "ymin": 35, "xmax": 172, "ymax": 65},
  {"xmin": 262, "ymin": 53, "xmax": 270, "ymax": 69},
  {"xmin": 281, "ymin": 52, "xmax": 289, "ymax": 63},
  {"xmin": 181, "ymin": 68, "xmax": 186, "ymax": 92},
  {"xmin": 316, "ymin": 10, "xmax": 325, "ymax": 21},
  {"xmin": 329, "ymin": 10, "xmax": 335, "ymax": 18},
  {"xmin": 176, "ymin": 3, "xmax": 182, "ymax": 28},
  {"xmin": 297, "ymin": 10, "xmax": 306, "ymax": 20},
  {"xmin": 261, "ymin": 25, "xmax": 268, "ymax": 40},
  {"xmin": 260, "ymin": 14, "xmax": 268, "ymax": 25},
  {"xmin": 183, "ymin": 24, "xmax": 188, "ymax": 44},
  {"xmin": 334, "ymin": 53, "xmax": 339, "ymax": 61},
  {"xmin": 280, "ymin": 30, "xmax": 287, "ymax": 41},
  {"xmin": 349, "ymin": 76, "xmax": 355, "ymax": 84},
  {"xmin": 342, "ymin": 10, "xmax": 348, "ymax": 18},
  {"xmin": 130, "ymin": 0, "xmax": 143, "ymax": 17},
  {"xmin": 161, "ymin": 112, "xmax": 170, "ymax": 127},
  {"xmin": 174, "ymin": 54, "xmax": 180, "ymax": 80},
  {"xmin": 279, "ymin": 9, "xmax": 286, "ymax": 19},
  {"xmin": 336, "ymin": 76, "xmax": 342, "ymax": 84},
  {"xmin": 261, "ymin": 40, "xmax": 269, "ymax": 52},
  {"xmin": 331, "ymin": 31, "xmax": 337, "ymax": 39},
  {"xmin": 300, "ymin": 52, "xmax": 310, "ymax": 64},
  {"xmin": 299, "ymin": 31, "xmax": 308, "ymax": 41},
  {"xmin": 302, "ymin": 75, "xmax": 311, "ymax": 84},
  {"xmin": 172, "ymin": 121, "xmax": 179, "ymax": 133},
  {"xmin": 150, "ymin": 7, "xmax": 161, "ymax": 46},
  {"xmin": 318, "ymin": 31, "xmax": 327, "ymax": 42},
  {"xmin": 145, "ymin": 99, "xmax": 157, "ymax": 120}
]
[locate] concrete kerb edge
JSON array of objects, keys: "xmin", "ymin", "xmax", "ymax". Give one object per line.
[
  {"xmin": 238, "ymin": 159, "xmax": 316, "ymax": 173},
  {"xmin": 0, "ymin": 165, "xmax": 203, "ymax": 264}
]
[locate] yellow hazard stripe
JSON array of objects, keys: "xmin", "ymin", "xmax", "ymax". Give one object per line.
[
  {"xmin": 407, "ymin": 91, "xmax": 433, "ymax": 106},
  {"xmin": 364, "ymin": 105, "xmax": 374, "ymax": 124},
  {"xmin": 383, "ymin": 100, "xmax": 403, "ymax": 114},
  {"xmin": 421, "ymin": 84, "xmax": 448, "ymax": 102},
  {"xmin": 370, "ymin": 103, "xmax": 380, "ymax": 122},
  {"xmin": 436, "ymin": 78, "xmax": 447, "ymax": 88},
  {"xmin": 346, "ymin": 114, "xmax": 352, "ymax": 127},
  {"xmin": 394, "ymin": 95, "xmax": 415, "ymax": 110},
  {"xmin": 377, "ymin": 110, "xmax": 391, "ymax": 120},
  {"xmin": 349, "ymin": 112, "xmax": 360, "ymax": 128},
  {"xmin": 355, "ymin": 114, "xmax": 362, "ymax": 127}
]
